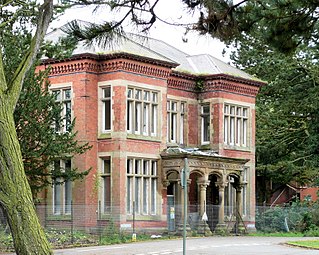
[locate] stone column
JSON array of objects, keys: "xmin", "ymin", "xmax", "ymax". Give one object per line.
[
  {"xmin": 197, "ymin": 180, "xmax": 212, "ymax": 235},
  {"xmin": 162, "ymin": 179, "xmax": 170, "ymax": 215},
  {"xmin": 198, "ymin": 180, "xmax": 210, "ymax": 216},
  {"xmin": 177, "ymin": 179, "xmax": 192, "ymax": 235},
  {"xmin": 235, "ymin": 184, "xmax": 245, "ymax": 234},
  {"xmin": 215, "ymin": 181, "xmax": 227, "ymax": 233}
]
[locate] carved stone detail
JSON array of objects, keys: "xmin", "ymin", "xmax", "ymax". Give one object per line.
[{"xmin": 47, "ymin": 59, "xmax": 171, "ymax": 79}]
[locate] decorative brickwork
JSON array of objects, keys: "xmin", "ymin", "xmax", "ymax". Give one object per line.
[{"xmin": 205, "ymin": 79, "xmax": 260, "ymax": 97}]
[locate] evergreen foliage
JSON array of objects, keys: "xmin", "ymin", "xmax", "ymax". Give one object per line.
[
  {"xmin": 15, "ymin": 68, "xmax": 91, "ymax": 197},
  {"xmin": 229, "ymin": 18, "xmax": 319, "ymax": 201}
]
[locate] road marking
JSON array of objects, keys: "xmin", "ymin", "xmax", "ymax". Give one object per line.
[
  {"xmin": 75, "ymin": 246, "xmax": 123, "ymax": 253},
  {"xmin": 131, "ymin": 242, "xmax": 275, "ymax": 255}
]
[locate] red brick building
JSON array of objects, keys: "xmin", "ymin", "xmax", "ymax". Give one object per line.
[{"xmin": 37, "ymin": 25, "xmax": 265, "ymax": 234}]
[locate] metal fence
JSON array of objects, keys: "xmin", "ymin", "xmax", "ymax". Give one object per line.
[
  {"xmin": 0, "ymin": 202, "xmax": 244, "ymax": 251},
  {"xmin": 256, "ymin": 204, "xmax": 319, "ymax": 233},
  {"xmin": 4, "ymin": 203, "xmax": 318, "ymax": 251}
]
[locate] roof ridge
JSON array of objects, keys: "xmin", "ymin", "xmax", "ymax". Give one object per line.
[
  {"xmin": 204, "ymin": 54, "xmax": 223, "ymax": 74},
  {"xmin": 128, "ymin": 32, "xmax": 191, "ymax": 57},
  {"xmin": 123, "ymin": 33, "xmax": 178, "ymax": 64}
]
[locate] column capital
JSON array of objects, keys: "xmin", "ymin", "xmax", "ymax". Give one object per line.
[
  {"xmin": 234, "ymin": 182, "xmax": 245, "ymax": 191},
  {"xmin": 198, "ymin": 180, "xmax": 210, "ymax": 191},
  {"xmin": 215, "ymin": 181, "xmax": 227, "ymax": 191},
  {"xmin": 162, "ymin": 179, "xmax": 170, "ymax": 189}
]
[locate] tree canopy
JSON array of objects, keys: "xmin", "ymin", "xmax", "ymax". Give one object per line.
[
  {"xmin": 62, "ymin": 0, "xmax": 319, "ymax": 54},
  {"xmin": 228, "ymin": 14, "xmax": 319, "ymax": 203},
  {"xmin": 15, "ymin": 68, "xmax": 91, "ymax": 198}
]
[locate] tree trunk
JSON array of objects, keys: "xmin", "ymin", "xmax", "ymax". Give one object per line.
[{"xmin": 0, "ymin": 101, "xmax": 52, "ymax": 254}]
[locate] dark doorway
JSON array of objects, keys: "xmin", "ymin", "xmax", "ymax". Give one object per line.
[
  {"xmin": 206, "ymin": 174, "xmax": 219, "ymax": 231},
  {"xmin": 189, "ymin": 172, "xmax": 200, "ymax": 213}
]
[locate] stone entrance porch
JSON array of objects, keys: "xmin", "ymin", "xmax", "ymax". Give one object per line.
[{"xmin": 161, "ymin": 148, "xmax": 248, "ymax": 234}]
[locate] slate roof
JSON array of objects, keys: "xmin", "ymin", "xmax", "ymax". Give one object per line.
[{"xmin": 45, "ymin": 22, "xmax": 257, "ymax": 80}]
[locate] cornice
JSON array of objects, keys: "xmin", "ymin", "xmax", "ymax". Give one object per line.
[
  {"xmin": 205, "ymin": 79, "xmax": 260, "ymax": 97},
  {"xmin": 204, "ymin": 74, "xmax": 266, "ymax": 88},
  {"xmin": 167, "ymin": 71, "xmax": 264, "ymax": 96},
  {"xmin": 42, "ymin": 52, "xmax": 178, "ymax": 68},
  {"xmin": 167, "ymin": 77, "xmax": 197, "ymax": 92},
  {"xmin": 43, "ymin": 55, "xmax": 173, "ymax": 79}
]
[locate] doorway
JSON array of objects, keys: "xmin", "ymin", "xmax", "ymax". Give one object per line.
[{"xmin": 206, "ymin": 174, "xmax": 219, "ymax": 231}]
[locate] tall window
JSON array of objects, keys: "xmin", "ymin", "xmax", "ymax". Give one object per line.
[
  {"xmin": 167, "ymin": 100, "xmax": 186, "ymax": 145},
  {"xmin": 127, "ymin": 87, "xmax": 158, "ymax": 136},
  {"xmin": 201, "ymin": 104, "xmax": 210, "ymax": 144},
  {"xmin": 52, "ymin": 88, "xmax": 72, "ymax": 132},
  {"xmin": 224, "ymin": 104, "xmax": 249, "ymax": 147},
  {"xmin": 53, "ymin": 159, "xmax": 72, "ymax": 215},
  {"xmin": 102, "ymin": 87, "xmax": 111, "ymax": 132},
  {"xmin": 101, "ymin": 158, "xmax": 111, "ymax": 213},
  {"xmin": 127, "ymin": 158, "xmax": 157, "ymax": 215}
]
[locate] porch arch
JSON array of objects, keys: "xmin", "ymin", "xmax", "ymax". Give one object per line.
[{"xmin": 161, "ymin": 148, "xmax": 249, "ymax": 233}]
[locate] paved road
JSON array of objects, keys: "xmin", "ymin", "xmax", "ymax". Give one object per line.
[
  {"xmin": 3, "ymin": 236, "xmax": 319, "ymax": 255},
  {"xmin": 55, "ymin": 236, "xmax": 319, "ymax": 255}
]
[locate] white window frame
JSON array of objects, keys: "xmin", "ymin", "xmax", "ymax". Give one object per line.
[
  {"xmin": 101, "ymin": 86, "xmax": 112, "ymax": 132},
  {"xmin": 52, "ymin": 87, "xmax": 72, "ymax": 133},
  {"xmin": 201, "ymin": 104, "xmax": 210, "ymax": 145},
  {"xmin": 224, "ymin": 104, "xmax": 249, "ymax": 147},
  {"xmin": 100, "ymin": 158, "xmax": 111, "ymax": 214},
  {"xmin": 127, "ymin": 87, "xmax": 158, "ymax": 137},
  {"xmin": 52, "ymin": 159, "xmax": 72, "ymax": 215},
  {"xmin": 167, "ymin": 100, "xmax": 186, "ymax": 145},
  {"xmin": 127, "ymin": 158, "xmax": 158, "ymax": 216}
]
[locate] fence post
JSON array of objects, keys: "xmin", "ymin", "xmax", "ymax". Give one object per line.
[
  {"xmin": 98, "ymin": 200, "xmax": 102, "ymax": 244},
  {"xmin": 132, "ymin": 201, "xmax": 136, "ymax": 241},
  {"xmin": 71, "ymin": 200, "xmax": 74, "ymax": 244}
]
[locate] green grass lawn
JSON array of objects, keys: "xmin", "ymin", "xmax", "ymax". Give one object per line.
[
  {"xmin": 249, "ymin": 232, "xmax": 304, "ymax": 237},
  {"xmin": 288, "ymin": 240, "xmax": 319, "ymax": 249}
]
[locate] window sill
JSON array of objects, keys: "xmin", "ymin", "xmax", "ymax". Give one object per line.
[
  {"xmin": 98, "ymin": 214, "xmax": 113, "ymax": 220},
  {"xmin": 223, "ymin": 144, "xmax": 251, "ymax": 152},
  {"xmin": 127, "ymin": 133, "xmax": 161, "ymax": 142},
  {"xmin": 199, "ymin": 144, "xmax": 211, "ymax": 150},
  {"xmin": 167, "ymin": 142, "xmax": 185, "ymax": 147},
  {"xmin": 126, "ymin": 214, "xmax": 161, "ymax": 221},
  {"xmin": 98, "ymin": 133, "xmax": 112, "ymax": 139},
  {"xmin": 46, "ymin": 214, "xmax": 72, "ymax": 221}
]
